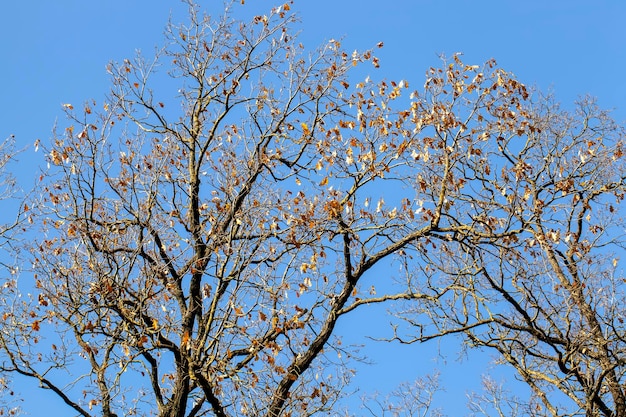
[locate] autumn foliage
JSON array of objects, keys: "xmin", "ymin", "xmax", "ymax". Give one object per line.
[{"xmin": 0, "ymin": 2, "xmax": 624, "ymax": 417}]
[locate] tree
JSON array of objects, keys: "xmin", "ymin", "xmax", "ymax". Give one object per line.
[
  {"xmin": 390, "ymin": 89, "xmax": 626, "ymax": 414},
  {"xmin": 0, "ymin": 135, "xmax": 27, "ymax": 417},
  {"xmin": 1, "ymin": 2, "xmax": 625, "ymax": 417},
  {"xmin": 0, "ymin": 3, "xmax": 419, "ymax": 416},
  {"xmin": 0, "ymin": 136, "xmax": 23, "ymax": 262},
  {"xmin": 360, "ymin": 373, "xmax": 445, "ymax": 417}
]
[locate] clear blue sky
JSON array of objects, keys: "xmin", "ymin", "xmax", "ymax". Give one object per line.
[{"xmin": 1, "ymin": 1, "xmax": 625, "ymax": 415}]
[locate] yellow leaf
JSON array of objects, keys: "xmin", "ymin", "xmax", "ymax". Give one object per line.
[
  {"xmin": 319, "ymin": 176, "xmax": 328, "ymax": 186},
  {"xmin": 301, "ymin": 122, "xmax": 310, "ymax": 136}
]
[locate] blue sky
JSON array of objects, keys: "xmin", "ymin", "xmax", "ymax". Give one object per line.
[{"xmin": 2, "ymin": 1, "xmax": 625, "ymax": 415}]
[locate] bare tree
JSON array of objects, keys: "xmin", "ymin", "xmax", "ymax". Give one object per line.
[
  {"xmin": 2, "ymin": 2, "xmax": 624, "ymax": 416},
  {"xmin": 360, "ymin": 373, "xmax": 445, "ymax": 417},
  {"xmin": 0, "ymin": 136, "xmax": 24, "ymax": 258},
  {"xmin": 0, "ymin": 135, "xmax": 25, "ymax": 417},
  {"xmin": 466, "ymin": 376, "xmax": 526, "ymax": 417},
  {"xmin": 391, "ymin": 83, "xmax": 626, "ymax": 414},
  {"xmin": 0, "ymin": 3, "xmax": 431, "ymax": 416}
]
